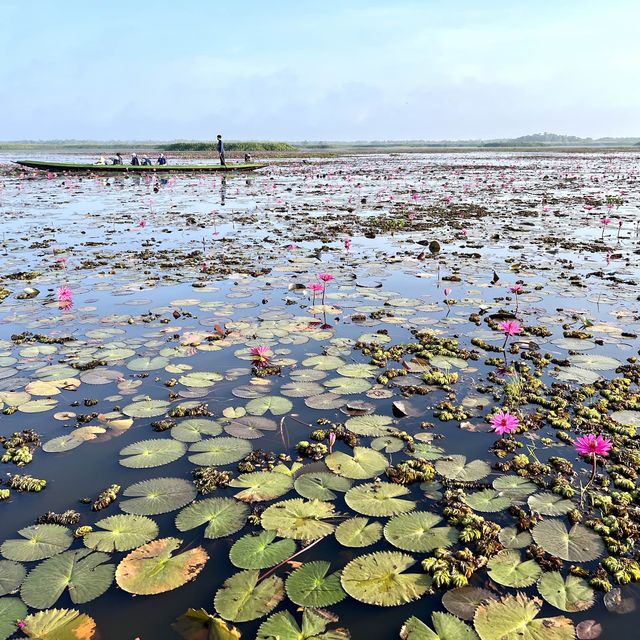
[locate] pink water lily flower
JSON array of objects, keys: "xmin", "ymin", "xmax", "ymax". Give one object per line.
[
  {"xmin": 138, "ymin": 219, "xmax": 146, "ymax": 227},
  {"xmin": 307, "ymin": 282, "xmax": 324, "ymax": 305},
  {"xmin": 498, "ymin": 320, "xmax": 522, "ymax": 336},
  {"xmin": 57, "ymin": 286, "xmax": 73, "ymax": 302},
  {"xmin": 510, "ymin": 284, "xmax": 524, "ymax": 294},
  {"xmin": 318, "ymin": 273, "xmax": 334, "ymax": 283},
  {"xmin": 344, "ymin": 238, "xmax": 351, "ymax": 251},
  {"xmin": 250, "ymin": 345, "xmax": 271, "ymax": 366},
  {"xmin": 575, "ymin": 434, "xmax": 613, "ymax": 458},
  {"xmin": 600, "ymin": 217, "xmax": 611, "ymax": 226},
  {"xmin": 489, "ymin": 411, "xmax": 520, "ymax": 435},
  {"xmin": 443, "ymin": 288, "xmax": 452, "ymax": 297}
]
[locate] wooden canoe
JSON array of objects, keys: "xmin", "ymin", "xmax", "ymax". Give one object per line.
[{"xmin": 15, "ymin": 160, "xmax": 267, "ymax": 173}]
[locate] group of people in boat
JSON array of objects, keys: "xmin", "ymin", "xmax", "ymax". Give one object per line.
[{"xmin": 95, "ymin": 153, "xmax": 168, "ymax": 166}]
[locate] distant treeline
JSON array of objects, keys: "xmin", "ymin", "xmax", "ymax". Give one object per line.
[{"xmin": 163, "ymin": 141, "xmax": 296, "ymax": 152}]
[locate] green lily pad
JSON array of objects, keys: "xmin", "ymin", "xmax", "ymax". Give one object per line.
[
  {"xmin": 341, "ymin": 551, "xmax": 431, "ymax": 606},
  {"xmin": 463, "ymin": 489, "xmax": 513, "ymax": 513},
  {"xmin": 498, "ymin": 527, "xmax": 533, "ymax": 550},
  {"xmin": 336, "ymin": 363, "xmax": 378, "ymax": 378},
  {"xmin": 345, "ymin": 414, "xmax": 395, "ymax": 436},
  {"xmin": 188, "ymin": 437, "xmax": 252, "ymax": 466},
  {"xmin": 214, "ymin": 570, "xmax": 284, "ymax": 623},
  {"xmin": 492, "ymin": 476, "xmax": 537, "ymax": 498},
  {"xmin": 401, "ymin": 612, "xmax": 478, "ymax": 639},
  {"xmin": 294, "ymin": 472, "xmax": 352, "ymax": 500},
  {"xmin": 345, "ymin": 482, "xmax": 416, "ymax": 517},
  {"xmin": 1, "ymin": 525, "xmax": 73, "ymax": 562},
  {"xmin": 324, "ymin": 377, "xmax": 372, "ymax": 395},
  {"xmin": 223, "ymin": 416, "xmax": 278, "ymax": 439},
  {"xmin": 384, "ymin": 512, "xmax": 458, "ymax": 552},
  {"xmin": 372, "ymin": 435, "xmax": 406, "ymax": 453},
  {"xmin": 230, "ymin": 471, "xmax": 293, "ymax": 502},
  {"xmin": 179, "ymin": 371, "xmax": 224, "ymax": 387},
  {"xmin": 285, "ymin": 561, "xmax": 346, "ymax": 607},
  {"xmin": 410, "ymin": 442, "xmax": 446, "ymax": 461},
  {"xmin": 83, "ymin": 515, "xmax": 159, "ymax": 552},
  {"xmin": 532, "ymin": 519, "xmax": 604, "ymax": 562},
  {"xmin": 0, "ymin": 598, "xmax": 28, "ymax": 640},
  {"xmin": 119, "ymin": 438, "xmax": 186, "ymax": 468},
  {"xmin": 335, "ymin": 517, "xmax": 383, "ymax": 548},
  {"xmin": 528, "ymin": 493, "xmax": 574, "ymax": 516},
  {"xmin": 486, "ymin": 550, "xmax": 541, "ymax": 588},
  {"xmin": 0, "ymin": 560, "xmax": 25, "ymax": 596},
  {"xmin": 442, "ymin": 586, "xmax": 497, "ymax": 621},
  {"xmin": 261, "ymin": 499, "xmax": 336, "ymax": 540},
  {"xmin": 175, "ymin": 498, "xmax": 249, "ymax": 539},
  {"xmin": 256, "ymin": 608, "xmax": 350, "ymax": 640},
  {"xmin": 20, "ymin": 549, "xmax": 114, "ymax": 609},
  {"xmin": 21, "ymin": 608, "xmax": 96, "ymax": 640},
  {"xmin": 325, "ymin": 446, "xmax": 388, "ymax": 479},
  {"xmin": 122, "ymin": 399, "xmax": 171, "ymax": 418},
  {"xmin": 436, "ymin": 456, "xmax": 491, "ymax": 482},
  {"xmin": 537, "ymin": 571, "xmax": 595, "ymax": 612},
  {"xmin": 127, "ymin": 356, "xmax": 169, "ymax": 372},
  {"xmin": 610, "ymin": 410, "xmax": 640, "ymax": 427},
  {"xmin": 302, "ymin": 355, "xmax": 345, "ymax": 370},
  {"xmin": 172, "ymin": 609, "xmax": 241, "ymax": 640},
  {"xmin": 171, "ymin": 419, "xmax": 223, "ymax": 442},
  {"xmin": 120, "ymin": 477, "xmax": 197, "ymax": 515},
  {"xmin": 280, "ymin": 381, "xmax": 325, "ymax": 398},
  {"xmin": 229, "ymin": 531, "xmax": 296, "ymax": 570},
  {"xmin": 245, "ymin": 396, "xmax": 293, "ymax": 416}
]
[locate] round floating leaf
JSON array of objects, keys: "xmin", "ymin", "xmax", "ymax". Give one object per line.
[
  {"xmin": 21, "ymin": 549, "xmax": 114, "ymax": 609},
  {"xmin": 229, "ymin": 531, "xmax": 296, "ymax": 570},
  {"xmin": 188, "ymin": 437, "xmax": 252, "ymax": 466},
  {"xmin": 245, "ymin": 396, "xmax": 292, "ymax": 416},
  {"xmin": 336, "ymin": 363, "xmax": 378, "ymax": 378},
  {"xmin": 122, "ymin": 399, "xmax": 171, "ymax": 418},
  {"xmin": 528, "ymin": 493, "xmax": 573, "ymax": 516},
  {"xmin": 486, "ymin": 550, "xmax": 541, "ymax": 588},
  {"xmin": 171, "ymin": 419, "xmax": 223, "ymax": 442},
  {"xmin": 304, "ymin": 393, "xmax": 346, "ymax": 410},
  {"xmin": 498, "ymin": 527, "xmax": 533, "ymax": 550},
  {"xmin": 492, "ymin": 476, "xmax": 537, "ymax": 498},
  {"xmin": 294, "ymin": 472, "xmax": 352, "ymax": 500},
  {"xmin": 285, "ymin": 561, "xmax": 346, "ymax": 607},
  {"xmin": 214, "ymin": 570, "xmax": 284, "ymax": 623},
  {"xmin": 18, "ymin": 398, "xmax": 58, "ymax": 414},
  {"xmin": 179, "ymin": 371, "xmax": 224, "ymax": 387},
  {"xmin": 567, "ymin": 354, "xmax": 621, "ymax": 371},
  {"xmin": 410, "ymin": 442, "xmax": 446, "ymax": 461},
  {"xmin": 223, "ymin": 416, "xmax": 278, "ymax": 439},
  {"xmin": 372, "ymin": 435, "xmax": 405, "ymax": 453},
  {"xmin": 127, "ymin": 356, "xmax": 169, "ymax": 372},
  {"xmin": 442, "ymin": 586, "xmax": 497, "ymax": 621},
  {"xmin": 463, "ymin": 489, "xmax": 512, "ymax": 513},
  {"xmin": 0, "ymin": 597, "xmax": 27, "ymax": 640},
  {"xmin": 83, "ymin": 515, "xmax": 159, "ymax": 553},
  {"xmin": 345, "ymin": 482, "xmax": 416, "ymax": 517},
  {"xmin": 384, "ymin": 512, "xmax": 458, "ymax": 552},
  {"xmin": 280, "ymin": 381, "xmax": 324, "ymax": 398},
  {"xmin": 119, "ymin": 438, "xmax": 186, "ymax": 468},
  {"xmin": 261, "ymin": 499, "xmax": 335, "ymax": 540},
  {"xmin": 554, "ymin": 367, "xmax": 600, "ymax": 385},
  {"xmin": 473, "ymin": 593, "xmax": 574, "ymax": 640},
  {"xmin": 230, "ymin": 471, "xmax": 293, "ymax": 502},
  {"xmin": 341, "ymin": 551, "xmax": 431, "ymax": 606},
  {"xmin": 21, "ymin": 608, "xmax": 96, "ymax": 640},
  {"xmin": 325, "ymin": 446, "xmax": 388, "ymax": 479},
  {"xmin": 302, "ymin": 355, "xmax": 345, "ymax": 371},
  {"xmin": 401, "ymin": 612, "xmax": 478, "ymax": 640},
  {"xmin": 610, "ymin": 410, "xmax": 640, "ymax": 427},
  {"xmin": 324, "ymin": 377, "xmax": 372, "ymax": 395},
  {"xmin": 345, "ymin": 414, "xmax": 395, "ymax": 436},
  {"xmin": 1, "ymin": 525, "xmax": 73, "ymax": 562},
  {"xmin": 532, "ymin": 519, "xmax": 604, "ymax": 562},
  {"xmin": 120, "ymin": 477, "xmax": 196, "ymax": 516},
  {"xmin": 537, "ymin": 572, "xmax": 595, "ymax": 612},
  {"xmin": 175, "ymin": 498, "xmax": 249, "ymax": 539},
  {"xmin": 116, "ymin": 537, "xmax": 208, "ymax": 595},
  {"xmin": 335, "ymin": 517, "xmax": 382, "ymax": 548},
  {"xmin": 257, "ymin": 608, "xmax": 350, "ymax": 640},
  {"xmin": 172, "ymin": 609, "xmax": 241, "ymax": 640},
  {"xmin": 0, "ymin": 560, "xmax": 25, "ymax": 596},
  {"xmin": 436, "ymin": 456, "xmax": 491, "ymax": 482}
]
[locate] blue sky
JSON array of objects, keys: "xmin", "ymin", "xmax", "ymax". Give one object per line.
[{"xmin": 1, "ymin": 0, "xmax": 639, "ymax": 140}]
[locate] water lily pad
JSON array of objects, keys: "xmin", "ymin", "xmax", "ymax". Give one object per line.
[
  {"xmin": 302, "ymin": 355, "xmax": 345, "ymax": 370},
  {"xmin": 324, "ymin": 377, "xmax": 372, "ymax": 394},
  {"xmin": 498, "ymin": 527, "xmax": 533, "ymax": 549},
  {"xmin": 127, "ymin": 356, "xmax": 170, "ymax": 372},
  {"xmin": 245, "ymin": 396, "xmax": 293, "ymax": 416},
  {"xmin": 610, "ymin": 410, "xmax": 640, "ymax": 427},
  {"xmin": 256, "ymin": 608, "xmax": 350, "ymax": 640},
  {"xmin": 223, "ymin": 416, "xmax": 278, "ymax": 439},
  {"xmin": 119, "ymin": 438, "xmax": 186, "ymax": 468},
  {"xmin": 261, "ymin": 499, "xmax": 335, "ymax": 540},
  {"xmin": 401, "ymin": 612, "xmax": 478, "ymax": 639},
  {"xmin": 171, "ymin": 419, "xmax": 223, "ymax": 442},
  {"xmin": 473, "ymin": 593, "xmax": 574, "ymax": 640},
  {"xmin": 528, "ymin": 493, "xmax": 573, "ymax": 516},
  {"xmin": 463, "ymin": 489, "xmax": 513, "ymax": 513},
  {"xmin": 410, "ymin": 442, "xmax": 446, "ymax": 461},
  {"xmin": 21, "ymin": 608, "xmax": 96, "ymax": 640},
  {"xmin": 304, "ymin": 393, "xmax": 346, "ymax": 409},
  {"xmin": 336, "ymin": 363, "xmax": 378, "ymax": 378},
  {"xmin": 120, "ymin": 477, "xmax": 196, "ymax": 515},
  {"xmin": 442, "ymin": 586, "xmax": 497, "ymax": 621},
  {"xmin": 230, "ymin": 471, "xmax": 293, "ymax": 502},
  {"xmin": 554, "ymin": 367, "xmax": 600, "ymax": 385},
  {"xmin": 537, "ymin": 572, "xmax": 595, "ymax": 612},
  {"xmin": 430, "ymin": 355, "xmax": 469, "ymax": 370},
  {"xmin": 285, "ymin": 561, "xmax": 346, "ymax": 607},
  {"xmin": 384, "ymin": 512, "xmax": 458, "ymax": 552},
  {"xmin": 18, "ymin": 398, "xmax": 58, "ymax": 413},
  {"xmin": 229, "ymin": 531, "xmax": 296, "ymax": 570},
  {"xmin": 372, "ymin": 435, "xmax": 405, "ymax": 453},
  {"xmin": 175, "ymin": 498, "xmax": 249, "ymax": 539},
  {"xmin": 294, "ymin": 472, "xmax": 352, "ymax": 500},
  {"xmin": 436, "ymin": 456, "xmax": 491, "ymax": 482},
  {"xmin": 567, "ymin": 354, "xmax": 621, "ymax": 371},
  {"xmin": 0, "ymin": 597, "xmax": 27, "ymax": 640},
  {"xmin": 83, "ymin": 515, "xmax": 159, "ymax": 552},
  {"xmin": 122, "ymin": 399, "xmax": 171, "ymax": 418},
  {"xmin": 21, "ymin": 549, "xmax": 114, "ymax": 609},
  {"xmin": 172, "ymin": 609, "xmax": 241, "ymax": 640},
  {"xmin": 345, "ymin": 414, "xmax": 395, "ymax": 436},
  {"xmin": 280, "ymin": 381, "xmax": 324, "ymax": 398},
  {"xmin": 116, "ymin": 537, "xmax": 208, "ymax": 595},
  {"xmin": 532, "ymin": 519, "xmax": 604, "ymax": 562},
  {"xmin": 188, "ymin": 437, "xmax": 252, "ymax": 466},
  {"xmin": 0, "ymin": 561, "xmax": 25, "ymax": 596},
  {"xmin": 335, "ymin": 517, "xmax": 382, "ymax": 548},
  {"xmin": 486, "ymin": 550, "xmax": 541, "ymax": 588},
  {"xmin": 492, "ymin": 476, "xmax": 537, "ymax": 498},
  {"xmin": 179, "ymin": 371, "xmax": 224, "ymax": 387},
  {"xmin": 325, "ymin": 446, "xmax": 388, "ymax": 479},
  {"xmin": 345, "ymin": 482, "xmax": 416, "ymax": 517},
  {"xmin": 1, "ymin": 525, "xmax": 73, "ymax": 562},
  {"xmin": 341, "ymin": 551, "xmax": 431, "ymax": 606},
  {"xmin": 214, "ymin": 570, "xmax": 284, "ymax": 623}
]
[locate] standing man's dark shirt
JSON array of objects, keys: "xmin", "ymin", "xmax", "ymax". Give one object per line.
[{"xmin": 217, "ymin": 135, "xmax": 226, "ymax": 166}]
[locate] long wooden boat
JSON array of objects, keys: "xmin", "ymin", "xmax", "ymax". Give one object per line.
[{"xmin": 15, "ymin": 160, "xmax": 267, "ymax": 173}]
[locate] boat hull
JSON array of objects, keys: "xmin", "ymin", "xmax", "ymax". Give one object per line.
[{"xmin": 15, "ymin": 160, "xmax": 267, "ymax": 173}]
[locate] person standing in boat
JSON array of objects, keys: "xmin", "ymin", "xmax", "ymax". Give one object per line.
[
  {"xmin": 131, "ymin": 153, "xmax": 140, "ymax": 166},
  {"xmin": 217, "ymin": 134, "xmax": 226, "ymax": 166},
  {"xmin": 157, "ymin": 153, "xmax": 167, "ymax": 165},
  {"xmin": 112, "ymin": 152, "xmax": 123, "ymax": 165}
]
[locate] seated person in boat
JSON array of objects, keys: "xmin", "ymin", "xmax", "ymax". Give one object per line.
[
  {"xmin": 244, "ymin": 153, "xmax": 252, "ymax": 163},
  {"xmin": 95, "ymin": 156, "xmax": 107, "ymax": 165},
  {"xmin": 157, "ymin": 153, "xmax": 167, "ymax": 165},
  {"xmin": 141, "ymin": 155, "xmax": 153, "ymax": 166},
  {"xmin": 131, "ymin": 153, "xmax": 140, "ymax": 166},
  {"xmin": 111, "ymin": 153, "xmax": 123, "ymax": 165}
]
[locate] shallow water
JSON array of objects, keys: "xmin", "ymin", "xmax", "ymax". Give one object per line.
[{"xmin": 0, "ymin": 151, "xmax": 639, "ymax": 639}]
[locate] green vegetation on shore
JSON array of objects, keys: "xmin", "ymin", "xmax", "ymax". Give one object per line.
[{"xmin": 164, "ymin": 141, "xmax": 296, "ymax": 152}]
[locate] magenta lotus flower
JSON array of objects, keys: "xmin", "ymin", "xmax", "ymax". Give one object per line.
[
  {"xmin": 575, "ymin": 434, "xmax": 613, "ymax": 458},
  {"xmin": 344, "ymin": 238, "xmax": 351, "ymax": 251},
  {"xmin": 308, "ymin": 283, "xmax": 324, "ymax": 292},
  {"xmin": 498, "ymin": 320, "xmax": 522, "ymax": 336},
  {"xmin": 600, "ymin": 217, "xmax": 611, "ymax": 226},
  {"xmin": 287, "ymin": 243, "xmax": 299, "ymax": 249},
  {"xmin": 489, "ymin": 411, "xmax": 520, "ymax": 435},
  {"xmin": 328, "ymin": 431, "xmax": 336, "ymax": 453},
  {"xmin": 249, "ymin": 345, "xmax": 271, "ymax": 366},
  {"xmin": 138, "ymin": 219, "xmax": 146, "ymax": 227},
  {"xmin": 510, "ymin": 284, "xmax": 524, "ymax": 294},
  {"xmin": 57, "ymin": 286, "xmax": 73, "ymax": 302},
  {"xmin": 443, "ymin": 288, "xmax": 452, "ymax": 297},
  {"xmin": 461, "ymin": 228, "xmax": 468, "ymax": 237},
  {"xmin": 318, "ymin": 273, "xmax": 334, "ymax": 283}
]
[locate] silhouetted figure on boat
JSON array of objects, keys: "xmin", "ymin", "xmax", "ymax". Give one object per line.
[
  {"xmin": 131, "ymin": 153, "xmax": 140, "ymax": 166},
  {"xmin": 157, "ymin": 153, "xmax": 167, "ymax": 165},
  {"xmin": 217, "ymin": 135, "xmax": 226, "ymax": 166}
]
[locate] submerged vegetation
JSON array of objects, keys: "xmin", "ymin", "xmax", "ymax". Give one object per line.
[{"xmin": 0, "ymin": 151, "xmax": 638, "ymax": 638}]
